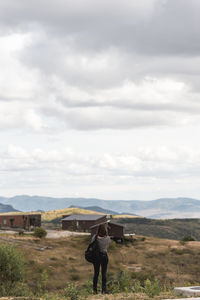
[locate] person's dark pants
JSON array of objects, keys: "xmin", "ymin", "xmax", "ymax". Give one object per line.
[{"xmin": 93, "ymin": 253, "xmax": 108, "ymax": 293}]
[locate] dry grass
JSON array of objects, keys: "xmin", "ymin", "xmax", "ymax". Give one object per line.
[
  {"xmin": 0, "ymin": 233, "xmax": 200, "ymax": 298},
  {"xmin": 87, "ymin": 291, "xmax": 176, "ymax": 299},
  {"xmin": 0, "ymin": 212, "xmax": 42, "ymax": 216},
  {"xmin": 42, "ymin": 207, "xmax": 103, "ymax": 222},
  {"xmin": 112, "ymin": 214, "xmax": 141, "ymax": 219},
  {"xmin": 0, "ymin": 207, "xmax": 102, "ymax": 223}
]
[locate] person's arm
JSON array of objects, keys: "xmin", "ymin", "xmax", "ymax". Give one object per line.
[{"xmin": 91, "ymin": 234, "xmax": 96, "ymax": 242}]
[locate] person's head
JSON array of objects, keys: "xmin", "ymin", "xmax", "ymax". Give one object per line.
[{"xmin": 97, "ymin": 223, "xmax": 108, "ymax": 237}]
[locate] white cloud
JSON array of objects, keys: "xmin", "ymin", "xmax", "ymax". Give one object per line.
[
  {"xmin": 0, "ymin": 0, "xmax": 200, "ymax": 199},
  {"xmin": 0, "ymin": 144, "xmax": 200, "ymax": 198}
]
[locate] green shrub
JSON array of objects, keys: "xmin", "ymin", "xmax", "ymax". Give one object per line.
[
  {"xmin": 133, "ymin": 279, "xmax": 143, "ymax": 293},
  {"xmin": 144, "ymin": 278, "xmax": 161, "ymax": 298},
  {"xmin": 64, "ymin": 283, "xmax": 79, "ymax": 300},
  {"xmin": 116, "ymin": 270, "xmax": 132, "ymax": 292},
  {"xmin": 107, "ymin": 271, "xmax": 132, "ymax": 293},
  {"xmin": 131, "ymin": 271, "xmax": 155, "ymax": 286},
  {"xmin": 109, "ymin": 240, "xmax": 117, "ymax": 251},
  {"xmin": 0, "ymin": 244, "xmax": 25, "ymax": 295},
  {"xmin": 181, "ymin": 235, "xmax": 196, "ymax": 242},
  {"xmin": 34, "ymin": 227, "xmax": 47, "ymax": 238}
]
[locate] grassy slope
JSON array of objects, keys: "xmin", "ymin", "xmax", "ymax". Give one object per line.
[
  {"xmin": 112, "ymin": 214, "xmax": 140, "ymax": 219},
  {"xmin": 42, "ymin": 207, "xmax": 103, "ymax": 222},
  {"xmin": 41, "ymin": 208, "xmax": 139, "ymax": 222},
  {"xmin": 0, "ymin": 233, "xmax": 200, "ymax": 299},
  {"xmin": 116, "ymin": 217, "xmax": 200, "ymax": 240}
]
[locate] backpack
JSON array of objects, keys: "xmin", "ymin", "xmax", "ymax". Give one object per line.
[{"xmin": 85, "ymin": 235, "xmax": 100, "ymax": 263}]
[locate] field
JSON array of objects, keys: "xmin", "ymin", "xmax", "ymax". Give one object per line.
[{"xmin": 0, "ymin": 231, "xmax": 200, "ymax": 299}]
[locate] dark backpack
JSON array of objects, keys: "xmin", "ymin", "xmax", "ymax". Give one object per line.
[{"xmin": 85, "ymin": 235, "xmax": 100, "ymax": 263}]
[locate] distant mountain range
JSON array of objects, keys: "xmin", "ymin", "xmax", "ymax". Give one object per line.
[
  {"xmin": 0, "ymin": 202, "xmax": 18, "ymax": 213},
  {"xmin": 1, "ymin": 195, "xmax": 200, "ymax": 219},
  {"xmin": 69, "ymin": 205, "xmax": 119, "ymax": 215}
]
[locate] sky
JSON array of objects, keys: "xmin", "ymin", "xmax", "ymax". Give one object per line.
[{"xmin": 0, "ymin": 0, "xmax": 200, "ymax": 200}]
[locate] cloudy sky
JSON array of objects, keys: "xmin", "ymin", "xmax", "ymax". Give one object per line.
[{"xmin": 0, "ymin": 0, "xmax": 200, "ymax": 200}]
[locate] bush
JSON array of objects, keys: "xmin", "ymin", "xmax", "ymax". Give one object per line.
[
  {"xmin": 181, "ymin": 235, "xmax": 196, "ymax": 242},
  {"xmin": 64, "ymin": 283, "xmax": 79, "ymax": 300},
  {"xmin": 0, "ymin": 244, "xmax": 25, "ymax": 295},
  {"xmin": 133, "ymin": 280, "xmax": 143, "ymax": 293},
  {"xmin": 34, "ymin": 227, "xmax": 47, "ymax": 238},
  {"xmin": 116, "ymin": 271, "xmax": 132, "ymax": 292},
  {"xmin": 144, "ymin": 279, "xmax": 161, "ymax": 298},
  {"xmin": 131, "ymin": 271, "xmax": 155, "ymax": 286},
  {"xmin": 107, "ymin": 271, "xmax": 132, "ymax": 294}
]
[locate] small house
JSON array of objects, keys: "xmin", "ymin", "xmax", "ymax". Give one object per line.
[
  {"xmin": 90, "ymin": 221, "xmax": 124, "ymax": 240},
  {"xmin": 62, "ymin": 214, "xmax": 107, "ymax": 232},
  {"xmin": 0, "ymin": 214, "xmax": 41, "ymax": 230}
]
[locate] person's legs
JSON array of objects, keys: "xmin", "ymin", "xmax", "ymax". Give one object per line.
[
  {"xmin": 93, "ymin": 260, "xmax": 100, "ymax": 293},
  {"xmin": 101, "ymin": 254, "xmax": 108, "ymax": 293}
]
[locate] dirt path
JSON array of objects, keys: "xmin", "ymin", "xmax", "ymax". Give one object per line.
[
  {"xmin": 0, "ymin": 229, "xmax": 90, "ymax": 239},
  {"xmin": 46, "ymin": 229, "xmax": 90, "ymax": 238}
]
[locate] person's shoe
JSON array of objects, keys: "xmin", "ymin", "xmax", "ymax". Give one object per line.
[{"xmin": 93, "ymin": 289, "xmax": 98, "ymax": 294}]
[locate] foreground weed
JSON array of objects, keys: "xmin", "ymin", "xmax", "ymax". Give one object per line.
[
  {"xmin": 107, "ymin": 271, "xmax": 133, "ymax": 294},
  {"xmin": 133, "ymin": 280, "xmax": 143, "ymax": 293},
  {"xmin": 36, "ymin": 269, "xmax": 49, "ymax": 296},
  {"xmin": 144, "ymin": 278, "xmax": 161, "ymax": 298},
  {"xmin": 64, "ymin": 282, "xmax": 80, "ymax": 300},
  {"xmin": 80, "ymin": 280, "xmax": 93, "ymax": 297}
]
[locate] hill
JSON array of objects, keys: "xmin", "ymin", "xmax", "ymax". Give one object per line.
[
  {"xmin": 0, "ymin": 202, "xmax": 18, "ymax": 213},
  {"xmin": 116, "ymin": 217, "xmax": 200, "ymax": 240},
  {"xmin": 69, "ymin": 205, "xmax": 118, "ymax": 215},
  {"xmin": 42, "ymin": 207, "xmax": 103, "ymax": 223},
  {"xmin": 2, "ymin": 195, "xmax": 200, "ymax": 218}
]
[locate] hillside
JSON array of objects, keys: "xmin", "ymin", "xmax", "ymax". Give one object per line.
[
  {"xmin": 116, "ymin": 217, "xmax": 200, "ymax": 240},
  {"xmin": 0, "ymin": 232, "xmax": 199, "ymax": 299},
  {"xmin": 70, "ymin": 205, "xmax": 119, "ymax": 215},
  {"xmin": 0, "ymin": 202, "xmax": 18, "ymax": 213},
  {"xmin": 2, "ymin": 195, "xmax": 200, "ymax": 218},
  {"xmin": 42, "ymin": 207, "xmax": 103, "ymax": 223}
]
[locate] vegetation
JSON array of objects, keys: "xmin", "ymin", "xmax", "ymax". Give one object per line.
[
  {"xmin": 112, "ymin": 214, "xmax": 140, "ymax": 219},
  {"xmin": 42, "ymin": 207, "xmax": 102, "ymax": 222},
  {"xmin": 0, "ymin": 232, "xmax": 200, "ymax": 298},
  {"xmin": 34, "ymin": 227, "xmax": 47, "ymax": 238},
  {"xmin": 116, "ymin": 217, "xmax": 200, "ymax": 240},
  {"xmin": 0, "ymin": 244, "xmax": 25, "ymax": 296},
  {"xmin": 181, "ymin": 235, "xmax": 196, "ymax": 242}
]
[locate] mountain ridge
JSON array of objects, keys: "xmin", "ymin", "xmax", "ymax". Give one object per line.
[
  {"xmin": 0, "ymin": 203, "xmax": 18, "ymax": 213},
  {"xmin": 1, "ymin": 195, "xmax": 200, "ymax": 219}
]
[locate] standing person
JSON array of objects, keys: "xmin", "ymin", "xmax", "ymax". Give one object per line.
[{"xmin": 92, "ymin": 223, "xmax": 111, "ymax": 294}]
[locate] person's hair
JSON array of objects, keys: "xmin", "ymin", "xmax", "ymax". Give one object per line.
[{"xmin": 97, "ymin": 223, "xmax": 108, "ymax": 237}]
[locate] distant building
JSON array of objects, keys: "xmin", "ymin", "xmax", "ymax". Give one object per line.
[
  {"xmin": 90, "ymin": 221, "xmax": 124, "ymax": 240},
  {"xmin": 0, "ymin": 214, "xmax": 41, "ymax": 230},
  {"xmin": 62, "ymin": 214, "xmax": 107, "ymax": 232}
]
